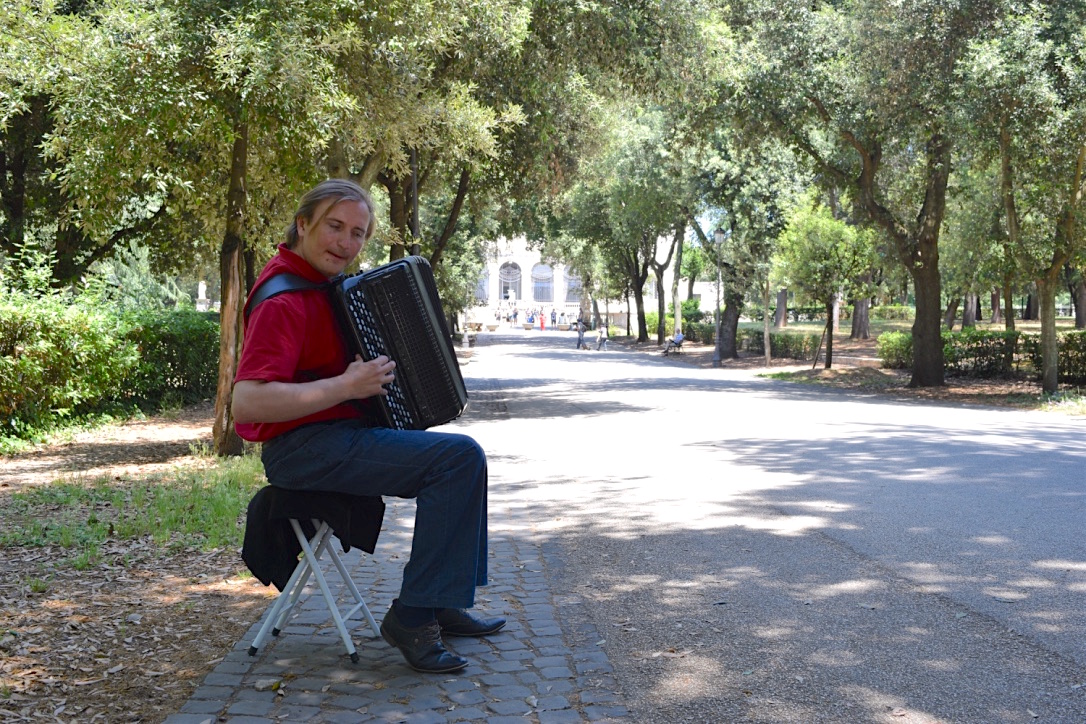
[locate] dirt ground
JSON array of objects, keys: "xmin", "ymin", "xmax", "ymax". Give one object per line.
[
  {"xmin": 0, "ymin": 334, "xmax": 1054, "ymax": 723},
  {"xmin": 0, "ymin": 403, "xmax": 275, "ymax": 723}
]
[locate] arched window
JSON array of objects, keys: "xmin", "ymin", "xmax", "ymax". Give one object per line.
[
  {"xmin": 565, "ymin": 269, "xmax": 582, "ymax": 303},
  {"xmin": 499, "ymin": 262, "xmax": 522, "ymax": 302},
  {"xmin": 475, "ymin": 268, "xmax": 489, "ymax": 302},
  {"xmin": 532, "ymin": 263, "xmax": 553, "ymax": 302}
]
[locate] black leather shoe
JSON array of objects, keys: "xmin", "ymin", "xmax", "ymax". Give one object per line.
[
  {"xmin": 436, "ymin": 608, "xmax": 507, "ymax": 637},
  {"xmin": 380, "ymin": 605, "xmax": 468, "ymax": 673}
]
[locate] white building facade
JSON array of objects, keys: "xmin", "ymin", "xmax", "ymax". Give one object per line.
[{"xmin": 465, "ymin": 236, "xmax": 719, "ymax": 331}]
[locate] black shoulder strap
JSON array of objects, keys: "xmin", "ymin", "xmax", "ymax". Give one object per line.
[{"xmin": 244, "ymin": 273, "xmax": 329, "ymax": 321}]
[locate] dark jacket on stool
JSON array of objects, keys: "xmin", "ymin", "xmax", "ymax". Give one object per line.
[{"xmin": 242, "ymin": 485, "xmax": 385, "ymax": 591}]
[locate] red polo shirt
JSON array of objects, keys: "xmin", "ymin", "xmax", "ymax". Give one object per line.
[{"xmin": 234, "ymin": 245, "xmax": 367, "ymax": 442}]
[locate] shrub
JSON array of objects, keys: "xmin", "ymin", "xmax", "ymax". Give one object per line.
[
  {"xmin": 877, "ymin": 331, "xmax": 913, "ymax": 369},
  {"xmin": 739, "ymin": 329, "xmax": 821, "ymax": 360},
  {"xmin": 120, "ymin": 310, "xmax": 220, "ymax": 407},
  {"xmin": 943, "ymin": 328, "xmax": 1020, "ymax": 378},
  {"xmin": 677, "ymin": 298, "xmax": 705, "ymax": 325},
  {"xmin": 870, "ymin": 305, "xmax": 913, "ymax": 320},
  {"xmin": 1022, "ymin": 330, "xmax": 1086, "ymax": 384},
  {"xmin": 878, "ymin": 328, "xmax": 1085, "ymax": 381},
  {"xmin": 0, "ymin": 294, "xmax": 139, "ymax": 438},
  {"xmin": 0, "ymin": 295, "xmax": 219, "ymax": 443}
]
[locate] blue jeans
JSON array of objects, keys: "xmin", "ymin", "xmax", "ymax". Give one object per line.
[{"xmin": 261, "ymin": 421, "xmax": 488, "ymax": 610}]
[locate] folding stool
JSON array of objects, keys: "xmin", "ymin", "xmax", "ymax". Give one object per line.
[{"xmin": 247, "ymin": 517, "xmax": 380, "ymax": 663}]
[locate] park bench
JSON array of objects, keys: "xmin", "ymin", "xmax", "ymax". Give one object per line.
[{"xmin": 663, "ymin": 336, "xmax": 684, "ymax": 355}]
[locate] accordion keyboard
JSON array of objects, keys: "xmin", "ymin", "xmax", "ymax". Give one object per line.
[{"xmin": 342, "ymin": 286, "xmax": 414, "ymax": 430}]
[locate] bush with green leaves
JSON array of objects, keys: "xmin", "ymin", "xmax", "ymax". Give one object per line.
[
  {"xmin": 879, "ymin": 328, "xmax": 1085, "ymax": 382},
  {"xmin": 738, "ymin": 328, "xmax": 821, "ymax": 360},
  {"xmin": 1, "ymin": 292, "xmax": 139, "ymax": 440},
  {"xmin": 1, "ymin": 295, "xmax": 219, "ymax": 446},
  {"xmin": 877, "ymin": 331, "xmax": 914, "ymax": 369},
  {"xmin": 120, "ymin": 310, "xmax": 220, "ymax": 408},
  {"xmin": 870, "ymin": 305, "xmax": 914, "ymax": 320},
  {"xmin": 943, "ymin": 328, "xmax": 1021, "ymax": 378},
  {"xmin": 1021, "ymin": 330, "xmax": 1086, "ymax": 385}
]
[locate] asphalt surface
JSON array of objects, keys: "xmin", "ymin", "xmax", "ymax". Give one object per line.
[{"xmin": 172, "ymin": 329, "xmax": 1086, "ymax": 723}]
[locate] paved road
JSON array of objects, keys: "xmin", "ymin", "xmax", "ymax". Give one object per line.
[{"xmin": 172, "ymin": 329, "xmax": 1086, "ymax": 723}]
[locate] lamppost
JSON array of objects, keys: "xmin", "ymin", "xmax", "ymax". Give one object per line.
[{"xmin": 712, "ymin": 227, "xmax": 725, "ymax": 368}]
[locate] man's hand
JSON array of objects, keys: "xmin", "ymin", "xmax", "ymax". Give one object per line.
[{"xmin": 341, "ymin": 354, "xmax": 396, "ymax": 400}]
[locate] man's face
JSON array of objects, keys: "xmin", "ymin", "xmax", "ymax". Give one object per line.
[{"xmin": 295, "ymin": 198, "xmax": 371, "ymax": 278}]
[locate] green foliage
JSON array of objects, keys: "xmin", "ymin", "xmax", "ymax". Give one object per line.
[
  {"xmin": 738, "ymin": 329, "xmax": 820, "ymax": 360},
  {"xmin": 870, "ymin": 305, "xmax": 914, "ymax": 321},
  {"xmin": 0, "ymin": 290, "xmax": 218, "ymax": 446},
  {"xmin": 878, "ymin": 328, "xmax": 1086, "ymax": 382},
  {"xmin": 82, "ymin": 241, "xmax": 191, "ymax": 311},
  {"xmin": 120, "ymin": 310, "xmax": 220, "ymax": 408},
  {"xmin": 0, "ymin": 291, "xmax": 139, "ymax": 440},
  {"xmin": 877, "ymin": 331, "xmax": 914, "ymax": 370},
  {"xmin": 748, "ymin": 305, "xmax": 849, "ymax": 323},
  {"xmin": 943, "ymin": 329, "xmax": 1021, "ymax": 378},
  {"xmin": 777, "ymin": 198, "xmax": 877, "ymax": 318},
  {"xmin": 1022, "ymin": 330, "xmax": 1086, "ymax": 385},
  {"xmin": 674, "ymin": 298, "xmax": 706, "ymax": 325}
]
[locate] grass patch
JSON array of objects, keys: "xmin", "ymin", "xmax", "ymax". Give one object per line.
[
  {"xmin": 1039, "ymin": 389, "xmax": 1086, "ymax": 416},
  {"xmin": 760, "ymin": 367, "xmax": 905, "ymax": 389},
  {"xmin": 0, "ymin": 453, "xmax": 266, "ymax": 568}
]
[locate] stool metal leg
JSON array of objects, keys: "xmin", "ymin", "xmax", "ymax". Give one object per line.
[
  {"xmin": 270, "ymin": 523, "xmax": 337, "ymax": 635},
  {"xmin": 316, "ymin": 518, "xmax": 380, "ymax": 637},
  {"xmin": 290, "ymin": 519, "xmax": 360, "ymax": 663},
  {"xmin": 248, "ymin": 519, "xmax": 376, "ymax": 661}
]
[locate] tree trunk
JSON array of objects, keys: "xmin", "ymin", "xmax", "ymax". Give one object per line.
[
  {"xmin": 632, "ymin": 285, "xmax": 648, "ymax": 342},
  {"xmin": 1023, "ymin": 289, "xmax": 1039, "ymax": 320},
  {"xmin": 944, "ymin": 297, "xmax": 960, "ymax": 330},
  {"xmin": 1073, "ymin": 278, "xmax": 1086, "ymax": 329},
  {"xmin": 774, "ymin": 288, "xmax": 788, "ymax": 327},
  {"xmin": 1038, "ymin": 273, "xmax": 1060, "ymax": 394},
  {"xmin": 381, "ymin": 174, "xmax": 409, "ymax": 261},
  {"xmin": 672, "ymin": 232, "xmax": 684, "ymax": 338},
  {"xmin": 1002, "ymin": 279, "xmax": 1016, "ymax": 331},
  {"xmin": 831, "ymin": 292, "xmax": 841, "ymax": 333},
  {"xmin": 821, "ymin": 304, "xmax": 833, "ymax": 369},
  {"xmin": 211, "ymin": 119, "xmax": 248, "ymax": 457},
  {"xmin": 763, "ymin": 277, "xmax": 771, "ymax": 367},
  {"xmin": 649, "ymin": 229, "xmax": 679, "ymax": 345},
  {"xmin": 990, "ymin": 289, "xmax": 1002, "ymax": 325},
  {"xmin": 850, "ymin": 297, "xmax": 870, "ymax": 339},
  {"xmin": 911, "ymin": 261, "xmax": 945, "ymax": 387},
  {"xmin": 962, "ymin": 292, "xmax": 976, "ymax": 328},
  {"xmin": 243, "ymin": 246, "xmax": 256, "ymax": 296},
  {"xmin": 720, "ymin": 296, "xmax": 741, "ymax": 359},
  {"xmin": 655, "ymin": 272, "xmax": 667, "ymax": 343},
  {"xmin": 628, "ymin": 249, "xmax": 651, "ymax": 342}
]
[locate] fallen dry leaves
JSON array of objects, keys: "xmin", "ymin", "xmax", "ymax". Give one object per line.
[
  {"xmin": 0, "ymin": 402, "xmax": 275, "ymax": 722},
  {"xmin": 0, "ymin": 538, "xmax": 273, "ymax": 722}
]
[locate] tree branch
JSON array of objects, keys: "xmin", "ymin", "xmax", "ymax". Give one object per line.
[{"xmin": 429, "ymin": 166, "xmax": 471, "ymax": 267}]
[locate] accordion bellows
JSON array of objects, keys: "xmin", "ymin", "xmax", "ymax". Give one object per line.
[{"xmin": 330, "ymin": 256, "xmax": 468, "ymax": 430}]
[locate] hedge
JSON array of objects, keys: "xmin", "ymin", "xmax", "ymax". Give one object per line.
[
  {"xmin": 877, "ymin": 328, "xmax": 1086, "ymax": 383},
  {"xmin": 1, "ymin": 298, "xmax": 219, "ymax": 441},
  {"xmin": 0, "ymin": 297, "xmax": 138, "ymax": 437}
]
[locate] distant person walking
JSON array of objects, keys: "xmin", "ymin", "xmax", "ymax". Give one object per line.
[{"xmin": 575, "ymin": 320, "xmax": 587, "ymax": 349}]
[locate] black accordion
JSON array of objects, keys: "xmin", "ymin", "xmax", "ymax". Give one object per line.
[{"xmin": 330, "ymin": 256, "xmax": 468, "ymax": 430}]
